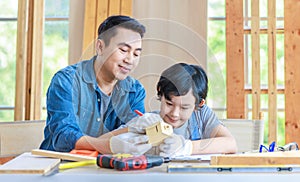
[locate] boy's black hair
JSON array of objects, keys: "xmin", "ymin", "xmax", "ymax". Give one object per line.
[
  {"xmin": 97, "ymin": 15, "xmax": 146, "ymax": 45},
  {"xmin": 156, "ymin": 63, "xmax": 208, "ymax": 106}
]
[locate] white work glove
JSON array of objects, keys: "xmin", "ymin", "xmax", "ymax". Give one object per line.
[
  {"xmin": 110, "ymin": 132, "xmax": 152, "ymax": 155},
  {"xmin": 158, "ymin": 134, "xmax": 193, "ymax": 157},
  {"xmin": 126, "ymin": 113, "xmax": 163, "ymax": 133}
]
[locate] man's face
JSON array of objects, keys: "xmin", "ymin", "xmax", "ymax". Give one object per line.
[
  {"xmin": 159, "ymin": 89, "xmax": 196, "ymax": 128},
  {"xmin": 97, "ymin": 27, "xmax": 142, "ymax": 81}
]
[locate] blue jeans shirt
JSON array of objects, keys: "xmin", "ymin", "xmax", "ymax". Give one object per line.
[{"xmin": 40, "ymin": 57, "xmax": 146, "ymax": 152}]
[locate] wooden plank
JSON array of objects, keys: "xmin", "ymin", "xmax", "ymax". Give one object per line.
[
  {"xmin": 226, "ymin": 0, "xmax": 245, "ymax": 118},
  {"xmin": 14, "ymin": 0, "xmax": 28, "ymax": 121},
  {"xmin": 82, "ymin": 0, "xmax": 97, "ymax": 54},
  {"xmin": 251, "ymin": 0, "xmax": 261, "ymax": 120},
  {"xmin": 0, "ymin": 153, "xmax": 60, "ymax": 174},
  {"xmin": 284, "ymin": 0, "xmax": 300, "ymax": 144},
  {"xmin": 211, "ymin": 151, "xmax": 300, "ymax": 165},
  {"xmin": 108, "ymin": 0, "xmax": 121, "ymax": 16},
  {"xmin": 30, "ymin": 0, "xmax": 44, "ymax": 120},
  {"xmin": 120, "ymin": 0, "xmax": 132, "ymax": 16},
  {"xmin": 244, "ymin": 27, "xmax": 284, "ymax": 34},
  {"xmin": 31, "ymin": 149, "xmax": 96, "ymax": 162},
  {"xmin": 25, "ymin": 0, "xmax": 33, "ymax": 120},
  {"xmin": 267, "ymin": 0, "xmax": 277, "ymax": 143},
  {"xmin": 96, "ymin": 0, "xmax": 109, "ymax": 38}
]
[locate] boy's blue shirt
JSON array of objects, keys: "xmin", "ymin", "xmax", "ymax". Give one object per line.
[{"xmin": 40, "ymin": 57, "xmax": 145, "ymax": 152}]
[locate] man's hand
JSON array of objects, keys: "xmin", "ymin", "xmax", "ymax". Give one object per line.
[
  {"xmin": 110, "ymin": 132, "xmax": 152, "ymax": 155},
  {"xmin": 126, "ymin": 113, "xmax": 163, "ymax": 133},
  {"xmin": 158, "ymin": 134, "xmax": 193, "ymax": 157}
]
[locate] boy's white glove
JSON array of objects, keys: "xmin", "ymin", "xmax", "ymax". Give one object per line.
[
  {"xmin": 126, "ymin": 113, "xmax": 163, "ymax": 133},
  {"xmin": 158, "ymin": 134, "xmax": 193, "ymax": 157},
  {"xmin": 110, "ymin": 132, "xmax": 152, "ymax": 155}
]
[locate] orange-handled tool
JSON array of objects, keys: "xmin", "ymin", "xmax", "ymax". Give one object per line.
[{"xmin": 97, "ymin": 154, "xmax": 169, "ymax": 171}]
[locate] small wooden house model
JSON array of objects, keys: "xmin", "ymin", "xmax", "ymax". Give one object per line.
[{"xmin": 145, "ymin": 121, "xmax": 173, "ymax": 146}]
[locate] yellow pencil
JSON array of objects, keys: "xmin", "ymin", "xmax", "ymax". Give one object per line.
[{"xmin": 59, "ymin": 160, "xmax": 96, "ymax": 170}]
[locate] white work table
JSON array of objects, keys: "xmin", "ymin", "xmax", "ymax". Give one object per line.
[{"xmin": 0, "ymin": 153, "xmax": 300, "ymax": 182}]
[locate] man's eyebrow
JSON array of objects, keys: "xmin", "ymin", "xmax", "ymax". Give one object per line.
[{"xmin": 118, "ymin": 42, "xmax": 142, "ymax": 51}]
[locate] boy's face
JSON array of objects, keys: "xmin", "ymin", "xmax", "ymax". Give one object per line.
[
  {"xmin": 159, "ymin": 89, "xmax": 196, "ymax": 128},
  {"xmin": 96, "ymin": 27, "xmax": 142, "ymax": 81}
]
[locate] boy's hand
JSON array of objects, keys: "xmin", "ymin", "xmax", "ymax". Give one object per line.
[
  {"xmin": 109, "ymin": 132, "xmax": 152, "ymax": 155},
  {"xmin": 126, "ymin": 113, "xmax": 163, "ymax": 133},
  {"xmin": 158, "ymin": 134, "xmax": 193, "ymax": 157}
]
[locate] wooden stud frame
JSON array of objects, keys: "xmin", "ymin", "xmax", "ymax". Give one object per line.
[{"xmin": 226, "ymin": 0, "xmax": 300, "ymax": 144}]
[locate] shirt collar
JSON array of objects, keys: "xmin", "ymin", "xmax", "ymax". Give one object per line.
[{"xmin": 82, "ymin": 56, "xmax": 97, "ymax": 84}]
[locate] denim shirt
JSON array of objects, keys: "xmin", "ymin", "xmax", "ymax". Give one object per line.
[{"xmin": 40, "ymin": 57, "xmax": 146, "ymax": 152}]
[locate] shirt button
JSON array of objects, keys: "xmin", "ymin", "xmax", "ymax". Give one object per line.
[
  {"xmin": 97, "ymin": 99, "xmax": 100, "ymax": 102},
  {"xmin": 97, "ymin": 118, "xmax": 101, "ymax": 122}
]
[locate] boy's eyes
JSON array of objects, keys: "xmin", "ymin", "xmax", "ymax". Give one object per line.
[{"xmin": 166, "ymin": 102, "xmax": 190, "ymax": 110}]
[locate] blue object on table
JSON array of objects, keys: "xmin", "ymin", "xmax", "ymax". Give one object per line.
[{"xmin": 259, "ymin": 141, "xmax": 276, "ymax": 153}]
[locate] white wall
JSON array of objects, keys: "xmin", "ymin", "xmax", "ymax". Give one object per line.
[{"xmin": 132, "ymin": 0, "xmax": 208, "ymax": 111}]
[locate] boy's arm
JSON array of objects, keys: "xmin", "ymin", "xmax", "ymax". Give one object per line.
[{"xmin": 191, "ymin": 124, "xmax": 238, "ymax": 154}]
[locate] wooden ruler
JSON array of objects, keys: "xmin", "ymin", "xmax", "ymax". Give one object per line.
[
  {"xmin": 31, "ymin": 149, "xmax": 96, "ymax": 162},
  {"xmin": 211, "ymin": 151, "xmax": 300, "ymax": 165}
]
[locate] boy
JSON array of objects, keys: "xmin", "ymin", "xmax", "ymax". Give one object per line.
[{"xmin": 125, "ymin": 63, "xmax": 237, "ymax": 157}]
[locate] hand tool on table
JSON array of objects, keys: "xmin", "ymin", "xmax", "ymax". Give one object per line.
[
  {"xmin": 97, "ymin": 154, "xmax": 170, "ymax": 171},
  {"xmin": 97, "ymin": 153, "xmax": 202, "ymax": 171}
]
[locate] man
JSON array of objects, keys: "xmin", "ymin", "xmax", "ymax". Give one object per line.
[{"xmin": 40, "ymin": 15, "xmax": 152, "ymax": 154}]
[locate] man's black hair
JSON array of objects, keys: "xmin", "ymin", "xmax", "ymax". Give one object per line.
[{"xmin": 97, "ymin": 15, "xmax": 146, "ymax": 45}]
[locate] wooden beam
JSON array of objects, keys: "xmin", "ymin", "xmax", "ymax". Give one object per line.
[
  {"xmin": 226, "ymin": 0, "xmax": 245, "ymax": 118},
  {"xmin": 25, "ymin": 0, "xmax": 33, "ymax": 120},
  {"xmin": 14, "ymin": 0, "xmax": 29, "ymax": 121},
  {"xmin": 244, "ymin": 27, "xmax": 284, "ymax": 34},
  {"xmin": 22, "ymin": 0, "xmax": 44, "ymax": 120},
  {"xmin": 96, "ymin": 0, "xmax": 109, "ymax": 37},
  {"xmin": 284, "ymin": 0, "xmax": 300, "ymax": 144},
  {"xmin": 108, "ymin": 0, "xmax": 121, "ymax": 16},
  {"xmin": 251, "ymin": 0, "xmax": 261, "ymax": 120},
  {"xmin": 267, "ymin": 0, "xmax": 277, "ymax": 143},
  {"xmin": 82, "ymin": 0, "xmax": 98, "ymax": 54},
  {"xmin": 30, "ymin": 0, "xmax": 44, "ymax": 120},
  {"xmin": 211, "ymin": 151, "xmax": 300, "ymax": 165},
  {"xmin": 120, "ymin": 0, "xmax": 132, "ymax": 16}
]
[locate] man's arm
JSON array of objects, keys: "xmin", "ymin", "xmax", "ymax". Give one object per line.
[
  {"xmin": 41, "ymin": 71, "xmax": 83, "ymax": 152},
  {"xmin": 74, "ymin": 127, "xmax": 128, "ymax": 154}
]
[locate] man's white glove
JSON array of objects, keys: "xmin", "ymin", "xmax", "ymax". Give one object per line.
[
  {"xmin": 110, "ymin": 132, "xmax": 152, "ymax": 155},
  {"xmin": 126, "ymin": 113, "xmax": 163, "ymax": 133},
  {"xmin": 158, "ymin": 134, "xmax": 193, "ymax": 157}
]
